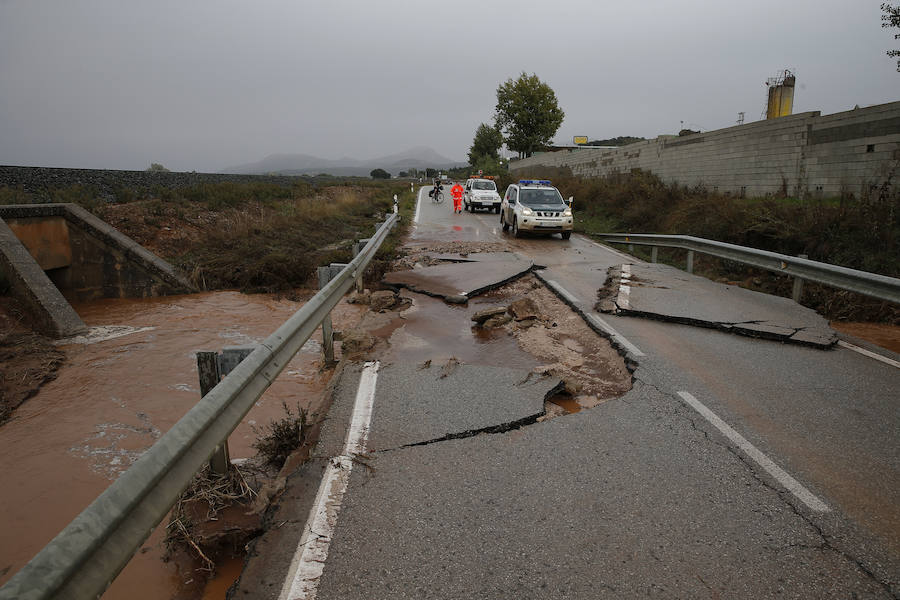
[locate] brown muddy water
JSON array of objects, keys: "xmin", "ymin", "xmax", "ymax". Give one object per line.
[{"xmin": 0, "ymin": 291, "xmax": 364, "ymax": 599}]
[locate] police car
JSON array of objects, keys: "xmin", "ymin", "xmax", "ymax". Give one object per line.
[
  {"xmin": 500, "ymin": 180, "xmax": 574, "ymax": 239},
  {"xmin": 463, "ymin": 176, "xmax": 502, "ymax": 213}
]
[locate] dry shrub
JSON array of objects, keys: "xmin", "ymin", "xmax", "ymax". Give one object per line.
[{"xmin": 252, "ymin": 402, "xmax": 308, "ymax": 470}]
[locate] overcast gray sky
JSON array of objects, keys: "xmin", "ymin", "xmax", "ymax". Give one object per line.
[{"xmin": 1, "ymin": 0, "xmax": 898, "ymax": 172}]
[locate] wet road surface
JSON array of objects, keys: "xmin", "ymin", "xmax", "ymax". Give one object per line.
[{"xmin": 233, "ymin": 186, "xmax": 900, "ymax": 598}]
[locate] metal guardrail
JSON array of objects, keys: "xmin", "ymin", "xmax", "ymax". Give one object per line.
[
  {"xmin": 596, "ymin": 233, "xmax": 900, "ymax": 305},
  {"xmin": 0, "ymin": 211, "xmax": 399, "ymax": 600}
]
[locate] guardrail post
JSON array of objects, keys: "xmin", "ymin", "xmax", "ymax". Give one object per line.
[
  {"xmin": 792, "ymin": 254, "xmax": 808, "ymax": 302},
  {"xmin": 197, "ymin": 346, "xmax": 256, "ymax": 474},
  {"xmin": 686, "ymin": 250, "xmax": 694, "ymax": 274},
  {"xmin": 651, "ymin": 247, "xmax": 658, "ymax": 263},
  {"xmin": 352, "ymin": 240, "xmax": 370, "ymax": 294},
  {"xmin": 197, "ymin": 351, "xmax": 229, "ymax": 474},
  {"xmin": 317, "ymin": 266, "xmax": 336, "ymax": 363}
]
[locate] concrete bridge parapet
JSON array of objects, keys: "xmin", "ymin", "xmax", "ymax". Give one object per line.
[{"xmin": 0, "ymin": 203, "xmax": 195, "ymax": 337}]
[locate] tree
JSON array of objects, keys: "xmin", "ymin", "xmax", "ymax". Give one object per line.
[
  {"xmin": 470, "ymin": 154, "xmax": 505, "ymax": 177},
  {"xmin": 398, "ymin": 171, "xmax": 409, "ymax": 178},
  {"xmin": 468, "ymin": 123, "xmax": 503, "ymax": 165},
  {"xmin": 370, "ymin": 168, "xmax": 391, "ymax": 179},
  {"xmin": 883, "ymin": 3, "xmax": 900, "ymax": 71},
  {"xmin": 147, "ymin": 163, "xmax": 170, "ymax": 172},
  {"xmin": 494, "ymin": 73, "xmax": 565, "ymax": 158},
  {"xmin": 425, "ymin": 168, "xmax": 438, "ymax": 178}
]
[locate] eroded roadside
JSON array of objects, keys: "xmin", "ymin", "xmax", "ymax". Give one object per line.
[{"xmin": 232, "ymin": 240, "xmax": 636, "ymax": 597}]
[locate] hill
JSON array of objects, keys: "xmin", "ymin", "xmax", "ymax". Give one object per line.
[{"xmin": 222, "ymin": 146, "xmax": 464, "ymax": 176}]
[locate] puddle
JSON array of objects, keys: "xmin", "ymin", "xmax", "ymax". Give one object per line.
[
  {"xmin": 548, "ymin": 393, "xmax": 582, "ymax": 414},
  {"xmin": 374, "ymin": 291, "xmax": 539, "ymax": 370},
  {"xmin": 200, "ymin": 554, "xmax": 244, "ymax": 600},
  {"xmin": 0, "ymin": 290, "xmax": 365, "ymax": 599}
]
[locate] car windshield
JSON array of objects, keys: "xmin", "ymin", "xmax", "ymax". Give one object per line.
[
  {"xmin": 472, "ymin": 180, "xmax": 496, "ymax": 191},
  {"xmin": 519, "ymin": 188, "xmax": 565, "ymax": 206}
]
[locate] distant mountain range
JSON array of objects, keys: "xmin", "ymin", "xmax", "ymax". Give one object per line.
[{"xmin": 221, "ymin": 146, "xmax": 464, "ymax": 176}]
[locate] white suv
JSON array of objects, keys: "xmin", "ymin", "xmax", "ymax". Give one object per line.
[
  {"xmin": 463, "ymin": 177, "xmax": 502, "ymax": 213},
  {"xmin": 500, "ymin": 180, "xmax": 573, "ymax": 239}
]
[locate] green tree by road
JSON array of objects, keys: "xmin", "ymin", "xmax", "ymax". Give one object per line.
[
  {"xmin": 468, "ymin": 123, "xmax": 503, "ymax": 165},
  {"xmin": 494, "ymin": 73, "xmax": 565, "ymax": 158},
  {"xmin": 370, "ymin": 168, "xmax": 391, "ymax": 179}
]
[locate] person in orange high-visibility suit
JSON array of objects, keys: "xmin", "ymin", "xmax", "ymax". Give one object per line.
[{"xmin": 451, "ymin": 182, "xmax": 464, "ymax": 214}]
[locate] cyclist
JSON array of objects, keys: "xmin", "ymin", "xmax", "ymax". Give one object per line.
[{"xmin": 431, "ymin": 178, "xmax": 443, "ymax": 202}]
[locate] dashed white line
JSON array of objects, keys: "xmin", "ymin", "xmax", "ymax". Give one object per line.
[
  {"xmin": 676, "ymin": 391, "xmax": 830, "ymax": 513},
  {"xmin": 617, "ymin": 263, "xmax": 632, "ymax": 310},
  {"xmin": 837, "ymin": 340, "xmax": 900, "ymax": 369},
  {"xmin": 279, "ymin": 361, "xmax": 380, "ymax": 600}
]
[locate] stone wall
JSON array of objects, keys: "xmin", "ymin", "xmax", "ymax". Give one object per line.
[{"xmin": 511, "ymin": 101, "xmax": 900, "ymax": 197}]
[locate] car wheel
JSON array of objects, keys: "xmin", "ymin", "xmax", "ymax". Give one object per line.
[
  {"xmin": 501, "ymin": 212, "xmax": 509, "ymax": 232},
  {"xmin": 561, "ymin": 231, "xmax": 571, "ymax": 240},
  {"xmin": 494, "ymin": 206, "xmax": 501, "ymax": 214},
  {"xmin": 513, "ymin": 217, "xmax": 522, "ymax": 238}
]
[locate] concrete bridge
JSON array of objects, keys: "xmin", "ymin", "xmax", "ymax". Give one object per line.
[{"xmin": 0, "ymin": 203, "xmax": 193, "ymax": 337}]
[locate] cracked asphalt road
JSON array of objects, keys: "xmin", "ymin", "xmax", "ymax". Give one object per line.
[
  {"xmin": 237, "ymin": 186, "xmax": 900, "ymax": 598},
  {"xmin": 597, "ymin": 262, "xmax": 837, "ymax": 347}
]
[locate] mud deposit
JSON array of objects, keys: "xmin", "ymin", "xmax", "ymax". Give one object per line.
[
  {"xmin": 0, "ymin": 291, "xmax": 364, "ymax": 599},
  {"xmin": 830, "ymin": 321, "xmax": 900, "ymax": 354},
  {"xmin": 362, "ymin": 272, "xmax": 632, "ymax": 416},
  {"xmin": 0, "ymin": 309, "xmax": 65, "ymax": 424}
]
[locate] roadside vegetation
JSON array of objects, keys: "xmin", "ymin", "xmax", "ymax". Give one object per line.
[
  {"xmin": 504, "ymin": 166, "xmax": 900, "ymax": 324},
  {"xmin": 0, "ymin": 178, "xmax": 411, "ymax": 294}
]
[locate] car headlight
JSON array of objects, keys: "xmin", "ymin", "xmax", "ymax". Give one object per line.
[
  {"xmin": 564, "ymin": 209, "xmax": 572, "ymax": 216},
  {"xmin": 521, "ymin": 207, "xmax": 534, "ymax": 216}
]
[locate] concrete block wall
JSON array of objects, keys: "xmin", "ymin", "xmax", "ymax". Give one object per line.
[{"xmin": 512, "ymin": 101, "xmax": 900, "ymax": 197}]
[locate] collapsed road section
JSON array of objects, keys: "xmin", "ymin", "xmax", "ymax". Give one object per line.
[{"xmin": 596, "ymin": 262, "xmax": 837, "ymax": 347}]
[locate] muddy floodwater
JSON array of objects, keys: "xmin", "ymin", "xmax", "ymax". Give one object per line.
[{"xmin": 0, "ymin": 291, "xmax": 364, "ymax": 599}]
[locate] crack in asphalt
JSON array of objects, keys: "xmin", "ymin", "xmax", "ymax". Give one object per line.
[
  {"xmin": 598, "ymin": 267, "xmax": 835, "ymax": 349},
  {"xmin": 371, "ymin": 380, "xmax": 565, "ymax": 454},
  {"xmin": 635, "ymin": 375, "xmax": 898, "ymax": 597}
]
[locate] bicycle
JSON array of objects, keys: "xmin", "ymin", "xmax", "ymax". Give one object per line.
[{"xmin": 430, "ymin": 187, "xmax": 444, "ymax": 203}]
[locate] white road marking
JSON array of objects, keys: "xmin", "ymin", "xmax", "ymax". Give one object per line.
[
  {"xmin": 542, "ymin": 277, "xmax": 646, "ymax": 357},
  {"xmin": 617, "ymin": 263, "xmax": 632, "ymax": 310},
  {"xmin": 413, "ymin": 188, "xmax": 423, "ymax": 224},
  {"xmin": 676, "ymin": 391, "xmax": 830, "ymax": 513},
  {"xmin": 837, "ymin": 340, "xmax": 900, "ymax": 369},
  {"xmin": 544, "ymin": 279, "xmax": 581, "ymax": 306},
  {"xmin": 591, "ymin": 240, "xmax": 638, "ymax": 261},
  {"xmin": 586, "ymin": 313, "xmax": 646, "ymax": 357},
  {"xmin": 279, "ymin": 361, "xmax": 380, "ymax": 600}
]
